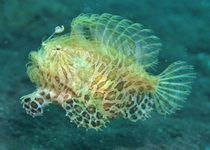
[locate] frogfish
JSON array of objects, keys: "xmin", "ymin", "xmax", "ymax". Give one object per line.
[{"xmin": 21, "ymin": 13, "xmax": 195, "ymax": 130}]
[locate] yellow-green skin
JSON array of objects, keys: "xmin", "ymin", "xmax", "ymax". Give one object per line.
[{"xmin": 21, "ymin": 13, "xmax": 194, "ymax": 130}]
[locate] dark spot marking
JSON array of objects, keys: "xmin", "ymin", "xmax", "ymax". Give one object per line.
[
  {"xmin": 96, "ymin": 121, "xmax": 101, "ymax": 126},
  {"xmin": 68, "ymin": 112, "xmax": 73, "ymax": 117},
  {"xmin": 46, "ymin": 93, "xmax": 51, "ymax": 100},
  {"xmin": 144, "ymin": 98, "xmax": 148, "ymax": 103},
  {"xmin": 82, "ymin": 111, "xmax": 90, "ymax": 119},
  {"xmin": 77, "ymin": 116, "xmax": 82, "ymax": 121},
  {"xmin": 24, "ymin": 98, "xmax": 31, "ymax": 103},
  {"xmin": 109, "ymin": 110, "xmax": 116, "ymax": 114},
  {"xmin": 141, "ymin": 104, "xmax": 146, "ymax": 109},
  {"xmin": 65, "ymin": 106, "xmax": 71, "ymax": 110},
  {"xmin": 96, "ymin": 112, "xmax": 103, "ymax": 119},
  {"xmin": 115, "ymin": 81, "xmax": 126, "ymax": 91},
  {"xmin": 131, "ymin": 115, "xmax": 138, "ymax": 120},
  {"xmin": 66, "ymin": 99, "xmax": 73, "ymax": 105},
  {"xmin": 84, "ymin": 95, "xmax": 90, "ymax": 101},
  {"xmin": 60, "ymin": 83, "xmax": 64, "ymax": 87},
  {"xmin": 134, "ymin": 81, "xmax": 143, "ymax": 85},
  {"xmin": 136, "ymin": 95, "xmax": 142, "ymax": 105},
  {"xmin": 148, "ymin": 102, "xmax": 152, "ymax": 107},
  {"xmin": 129, "ymin": 89, "xmax": 136, "ymax": 94},
  {"xmin": 146, "ymin": 85, "xmax": 153, "ymax": 90},
  {"xmin": 138, "ymin": 110, "xmax": 142, "ymax": 116},
  {"xmin": 38, "ymin": 108, "xmax": 42, "ymax": 112},
  {"xmin": 130, "ymin": 105, "xmax": 137, "ymax": 114},
  {"xmin": 24, "ymin": 104, "xmax": 29, "ymax": 109},
  {"xmin": 103, "ymin": 103, "xmax": 115, "ymax": 110},
  {"xmin": 139, "ymin": 86, "xmax": 145, "ymax": 91},
  {"xmin": 73, "ymin": 98, "xmax": 79, "ymax": 104},
  {"xmin": 31, "ymin": 101, "xmax": 38, "ymax": 109},
  {"xmin": 31, "ymin": 109, "xmax": 36, "ymax": 113},
  {"xmin": 91, "ymin": 121, "xmax": 96, "ymax": 127},
  {"xmin": 74, "ymin": 105, "xmax": 82, "ymax": 113},
  {"xmin": 39, "ymin": 92, "xmax": 45, "ymax": 96},
  {"xmin": 55, "ymin": 76, "xmax": 60, "ymax": 82},
  {"xmin": 148, "ymin": 92, "xmax": 152, "ymax": 98},
  {"xmin": 115, "ymin": 103, "xmax": 124, "ymax": 109},
  {"xmin": 35, "ymin": 98, "xmax": 44, "ymax": 105}
]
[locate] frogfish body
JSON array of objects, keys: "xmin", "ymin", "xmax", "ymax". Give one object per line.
[{"xmin": 21, "ymin": 13, "xmax": 195, "ymax": 130}]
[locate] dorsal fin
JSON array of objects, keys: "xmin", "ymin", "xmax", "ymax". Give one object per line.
[{"xmin": 71, "ymin": 13, "xmax": 161, "ymax": 70}]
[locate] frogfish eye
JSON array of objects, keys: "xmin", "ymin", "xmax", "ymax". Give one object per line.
[{"xmin": 55, "ymin": 45, "xmax": 62, "ymax": 51}]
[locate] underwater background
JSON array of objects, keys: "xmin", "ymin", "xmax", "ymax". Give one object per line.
[{"xmin": 0, "ymin": 0, "xmax": 210, "ymax": 149}]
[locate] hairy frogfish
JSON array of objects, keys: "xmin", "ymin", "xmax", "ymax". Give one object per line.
[{"xmin": 21, "ymin": 13, "xmax": 195, "ymax": 130}]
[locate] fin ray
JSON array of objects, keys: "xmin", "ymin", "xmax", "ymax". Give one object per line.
[
  {"xmin": 71, "ymin": 13, "xmax": 161, "ymax": 69},
  {"xmin": 154, "ymin": 61, "xmax": 195, "ymax": 115}
]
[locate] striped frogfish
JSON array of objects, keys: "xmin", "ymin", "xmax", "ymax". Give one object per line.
[{"xmin": 21, "ymin": 13, "xmax": 195, "ymax": 130}]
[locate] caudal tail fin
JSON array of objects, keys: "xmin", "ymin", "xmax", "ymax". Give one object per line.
[{"xmin": 154, "ymin": 61, "xmax": 195, "ymax": 115}]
